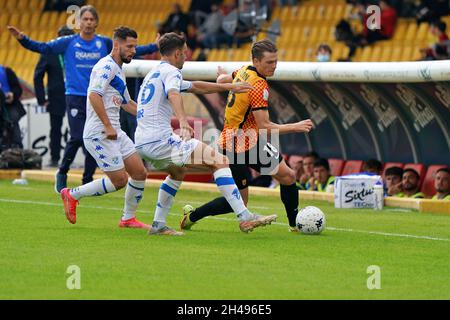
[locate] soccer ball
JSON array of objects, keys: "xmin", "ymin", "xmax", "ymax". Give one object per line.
[{"xmin": 296, "ymin": 206, "xmax": 326, "ymax": 235}]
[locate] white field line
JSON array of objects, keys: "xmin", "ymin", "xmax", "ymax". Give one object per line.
[{"xmin": 1, "ymin": 198, "xmax": 449, "ymax": 243}]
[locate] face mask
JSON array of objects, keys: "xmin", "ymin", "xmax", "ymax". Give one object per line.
[{"xmin": 317, "ymin": 54, "xmax": 330, "ymax": 62}]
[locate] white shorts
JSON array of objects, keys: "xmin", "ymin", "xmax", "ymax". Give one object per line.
[
  {"xmin": 136, "ymin": 134, "xmax": 200, "ymax": 170},
  {"xmin": 84, "ymin": 130, "xmax": 136, "ymax": 172}
]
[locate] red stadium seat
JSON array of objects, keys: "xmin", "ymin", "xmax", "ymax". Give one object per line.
[
  {"xmin": 328, "ymin": 158, "xmax": 345, "ymax": 176},
  {"xmin": 341, "ymin": 160, "xmax": 364, "ymax": 176},
  {"xmin": 382, "ymin": 162, "xmax": 404, "ymax": 178},
  {"xmin": 420, "ymin": 165, "xmax": 448, "ymax": 197},
  {"xmin": 404, "ymin": 163, "xmax": 426, "ymax": 188}
]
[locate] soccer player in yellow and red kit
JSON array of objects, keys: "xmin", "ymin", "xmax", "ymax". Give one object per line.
[{"xmin": 180, "ymin": 39, "xmax": 314, "ymax": 232}]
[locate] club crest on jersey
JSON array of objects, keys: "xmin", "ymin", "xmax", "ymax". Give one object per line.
[
  {"xmin": 263, "ymin": 88, "xmax": 269, "ymax": 101},
  {"xmin": 112, "ymin": 96, "xmax": 122, "ymax": 106},
  {"xmin": 96, "ymin": 40, "xmax": 102, "ymax": 49},
  {"xmin": 70, "ymin": 108, "xmax": 78, "ymax": 117}
]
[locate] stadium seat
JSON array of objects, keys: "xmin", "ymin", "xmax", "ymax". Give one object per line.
[
  {"xmin": 421, "ymin": 165, "xmax": 448, "ymax": 197},
  {"xmin": 382, "ymin": 162, "xmax": 404, "ymax": 177},
  {"xmin": 328, "ymin": 158, "xmax": 345, "ymax": 176},
  {"xmin": 341, "ymin": 160, "xmax": 364, "ymax": 176},
  {"xmin": 404, "ymin": 163, "xmax": 427, "ymax": 188}
]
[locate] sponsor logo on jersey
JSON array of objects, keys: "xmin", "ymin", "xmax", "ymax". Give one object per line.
[
  {"xmin": 75, "ymin": 51, "xmax": 102, "ymax": 60},
  {"xmin": 263, "ymin": 88, "xmax": 269, "ymax": 101}
]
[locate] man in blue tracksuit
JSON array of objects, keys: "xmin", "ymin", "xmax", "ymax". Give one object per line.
[{"xmin": 8, "ymin": 5, "xmax": 159, "ymax": 192}]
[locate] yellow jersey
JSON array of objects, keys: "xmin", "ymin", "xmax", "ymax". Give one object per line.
[{"xmin": 218, "ymin": 65, "xmax": 270, "ymax": 153}]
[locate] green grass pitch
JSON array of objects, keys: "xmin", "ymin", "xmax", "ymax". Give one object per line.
[{"xmin": 0, "ymin": 179, "xmax": 449, "ymax": 300}]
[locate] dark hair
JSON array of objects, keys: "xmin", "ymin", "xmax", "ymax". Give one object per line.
[
  {"xmin": 113, "ymin": 26, "xmax": 138, "ymax": 40},
  {"xmin": 158, "ymin": 32, "xmax": 186, "ymax": 56},
  {"xmin": 58, "ymin": 25, "xmax": 75, "ymax": 37},
  {"xmin": 385, "ymin": 166, "xmax": 403, "ymax": 177},
  {"xmin": 251, "ymin": 39, "xmax": 277, "ymax": 60},
  {"xmin": 437, "ymin": 21, "xmax": 447, "ymax": 33},
  {"xmin": 364, "ymin": 159, "xmax": 383, "ymax": 172},
  {"xmin": 403, "ymin": 168, "xmax": 420, "ymax": 180},
  {"xmin": 314, "ymin": 158, "xmax": 330, "ymax": 171},
  {"xmin": 303, "ymin": 151, "xmax": 320, "ymax": 160},
  {"xmin": 317, "ymin": 43, "xmax": 332, "ymax": 54},
  {"xmin": 80, "ymin": 5, "xmax": 99, "ymax": 22},
  {"xmin": 436, "ymin": 167, "xmax": 450, "ymax": 175}
]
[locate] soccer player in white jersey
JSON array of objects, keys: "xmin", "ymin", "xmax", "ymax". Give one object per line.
[
  {"xmin": 60, "ymin": 27, "xmax": 149, "ymax": 229},
  {"xmin": 135, "ymin": 33, "xmax": 278, "ymax": 235}
]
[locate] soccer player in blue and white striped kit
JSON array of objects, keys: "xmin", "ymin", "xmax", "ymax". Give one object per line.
[{"xmin": 8, "ymin": 5, "xmax": 158, "ymax": 191}]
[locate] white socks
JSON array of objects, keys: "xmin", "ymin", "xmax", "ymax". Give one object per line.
[
  {"xmin": 122, "ymin": 179, "xmax": 145, "ymax": 221},
  {"xmin": 70, "ymin": 177, "xmax": 116, "ymax": 200},
  {"xmin": 152, "ymin": 177, "xmax": 182, "ymax": 228},
  {"xmin": 214, "ymin": 168, "xmax": 251, "ymax": 221}
]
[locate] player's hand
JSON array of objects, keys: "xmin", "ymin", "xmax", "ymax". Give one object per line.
[
  {"xmin": 104, "ymin": 126, "xmax": 117, "ymax": 140},
  {"xmin": 228, "ymin": 82, "xmax": 254, "ymax": 93},
  {"xmin": 179, "ymin": 122, "xmax": 194, "ymax": 141},
  {"xmin": 294, "ymin": 119, "xmax": 314, "ymax": 133},
  {"xmin": 5, "ymin": 92, "xmax": 14, "ymax": 104},
  {"xmin": 154, "ymin": 33, "xmax": 161, "ymax": 47},
  {"xmin": 299, "ymin": 173, "xmax": 310, "ymax": 184},
  {"xmin": 7, "ymin": 26, "xmax": 25, "ymax": 40},
  {"xmin": 217, "ymin": 66, "xmax": 227, "ymax": 78},
  {"xmin": 388, "ymin": 182, "xmax": 403, "ymax": 196}
]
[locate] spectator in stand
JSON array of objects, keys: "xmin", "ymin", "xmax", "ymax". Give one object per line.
[
  {"xmin": 34, "ymin": 26, "xmax": 75, "ymax": 167},
  {"xmin": 197, "ymin": 3, "xmax": 225, "ymax": 49},
  {"xmin": 415, "ymin": 0, "xmax": 450, "ymax": 25},
  {"xmin": 0, "ymin": 64, "xmax": 25, "ymax": 149},
  {"xmin": 307, "ymin": 158, "xmax": 336, "ymax": 192},
  {"xmin": 420, "ymin": 20, "xmax": 449, "ymax": 60},
  {"xmin": 316, "ymin": 44, "xmax": 332, "ymax": 62},
  {"xmin": 433, "ymin": 167, "xmax": 450, "ymax": 200},
  {"xmin": 394, "ymin": 168, "xmax": 425, "ymax": 198},
  {"xmin": 298, "ymin": 151, "xmax": 319, "ymax": 190},
  {"xmin": 158, "ymin": 3, "xmax": 190, "ymax": 36},
  {"xmin": 360, "ymin": 0, "xmax": 398, "ymax": 45},
  {"xmin": 363, "ymin": 159, "xmax": 383, "ymax": 175},
  {"xmin": 385, "ymin": 166, "xmax": 403, "ymax": 196}
]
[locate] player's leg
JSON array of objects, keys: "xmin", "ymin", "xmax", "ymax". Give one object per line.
[
  {"xmin": 119, "ymin": 151, "xmax": 149, "ymax": 229},
  {"xmin": 182, "ymin": 164, "xmax": 250, "ymax": 230},
  {"xmin": 60, "ymin": 136, "xmax": 128, "ymax": 224},
  {"xmin": 55, "ymin": 96, "xmax": 84, "ymax": 193},
  {"xmin": 184, "ymin": 142, "xmax": 277, "ymax": 232},
  {"xmin": 148, "ymin": 165, "xmax": 185, "ymax": 236},
  {"xmin": 271, "ymin": 160, "xmax": 299, "ymax": 230}
]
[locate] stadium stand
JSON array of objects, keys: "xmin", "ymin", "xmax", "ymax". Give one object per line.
[
  {"xmin": 341, "ymin": 160, "xmax": 364, "ymax": 176},
  {"xmin": 328, "ymin": 158, "xmax": 345, "ymax": 176}
]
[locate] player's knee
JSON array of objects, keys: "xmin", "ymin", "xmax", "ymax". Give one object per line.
[
  {"xmin": 131, "ymin": 169, "xmax": 147, "ymax": 181},
  {"xmin": 279, "ymin": 169, "xmax": 296, "ymax": 186},
  {"xmin": 111, "ymin": 174, "xmax": 128, "ymax": 190}
]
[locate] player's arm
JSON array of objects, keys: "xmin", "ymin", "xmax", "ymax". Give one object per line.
[
  {"xmin": 216, "ymin": 66, "xmax": 233, "ymax": 83},
  {"xmin": 253, "ymin": 109, "xmax": 314, "ymax": 135},
  {"xmin": 187, "ymin": 81, "xmax": 253, "ymax": 94},
  {"xmin": 88, "ymin": 92, "xmax": 117, "ymax": 140},
  {"xmin": 104, "ymin": 34, "xmax": 159, "ymax": 57},
  {"xmin": 121, "ymin": 100, "xmax": 137, "ymax": 116},
  {"xmin": 8, "ymin": 26, "xmax": 72, "ymax": 54},
  {"xmin": 168, "ymin": 90, "xmax": 194, "ymax": 140}
]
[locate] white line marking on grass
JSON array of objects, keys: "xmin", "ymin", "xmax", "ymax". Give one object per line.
[{"xmin": 1, "ymin": 198, "xmax": 450, "ymax": 243}]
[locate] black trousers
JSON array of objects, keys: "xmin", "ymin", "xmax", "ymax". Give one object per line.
[
  {"xmin": 49, "ymin": 112, "xmax": 64, "ymax": 162},
  {"xmin": 59, "ymin": 95, "xmax": 97, "ymax": 184}
]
